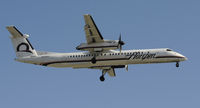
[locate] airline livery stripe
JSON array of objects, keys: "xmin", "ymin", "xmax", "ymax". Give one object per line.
[
  {"xmin": 26, "ymin": 39, "xmax": 34, "ymax": 50},
  {"xmin": 13, "ymin": 26, "xmax": 23, "ymax": 36},
  {"xmin": 40, "ymin": 58, "xmax": 128, "ymax": 66},
  {"xmin": 40, "ymin": 55, "xmax": 183, "ymax": 66},
  {"xmin": 155, "ymin": 56, "xmax": 184, "ymax": 58}
]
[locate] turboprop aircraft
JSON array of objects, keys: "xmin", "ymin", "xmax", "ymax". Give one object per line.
[{"xmin": 6, "ymin": 14, "xmax": 187, "ymax": 81}]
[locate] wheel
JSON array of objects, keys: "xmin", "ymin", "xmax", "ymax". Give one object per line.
[
  {"xmin": 91, "ymin": 57, "xmax": 96, "ymax": 64},
  {"xmin": 176, "ymin": 62, "xmax": 179, "ymax": 67},
  {"xmin": 100, "ymin": 76, "xmax": 105, "ymax": 82}
]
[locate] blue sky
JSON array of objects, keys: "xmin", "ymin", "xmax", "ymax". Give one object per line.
[{"xmin": 0, "ymin": 0, "xmax": 199, "ymax": 108}]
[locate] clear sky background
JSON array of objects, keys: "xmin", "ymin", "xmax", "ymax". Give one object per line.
[{"xmin": 0, "ymin": 0, "xmax": 199, "ymax": 108}]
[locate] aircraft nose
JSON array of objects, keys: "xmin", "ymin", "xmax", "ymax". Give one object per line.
[
  {"xmin": 176, "ymin": 53, "xmax": 187, "ymax": 61},
  {"xmin": 183, "ymin": 56, "xmax": 188, "ymax": 61},
  {"xmin": 181, "ymin": 55, "xmax": 187, "ymax": 61}
]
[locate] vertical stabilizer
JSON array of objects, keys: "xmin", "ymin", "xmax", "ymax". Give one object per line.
[{"xmin": 6, "ymin": 26, "xmax": 38, "ymax": 58}]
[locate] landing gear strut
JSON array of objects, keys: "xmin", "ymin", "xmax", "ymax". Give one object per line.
[
  {"xmin": 91, "ymin": 56, "xmax": 96, "ymax": 64},
  {"xmin": 176, "ymin": 62, "xmax": 179, "ymax": 67}
]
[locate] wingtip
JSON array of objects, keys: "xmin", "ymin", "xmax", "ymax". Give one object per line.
[
  {"xmin": 84, "ymin": 14, "xmax": 91, "ymax": 16},
  {"xmin": 6, "ymin": 25, "xmax": 15, "ymax": 29}
]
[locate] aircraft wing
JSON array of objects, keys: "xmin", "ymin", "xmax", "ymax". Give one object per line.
[{"xmin": 84, "ymin": 14, "xmax": 104, "ymax": 44}]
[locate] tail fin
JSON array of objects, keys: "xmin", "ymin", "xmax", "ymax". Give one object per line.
[{"xmin": 6, "ymin": 26, "xmax": 38, "ymax": 58}]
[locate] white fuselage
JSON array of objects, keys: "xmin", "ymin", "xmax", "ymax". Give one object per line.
[{"xmin": 16, "ymin": 48, "xmax": 187, "ymax": 68}]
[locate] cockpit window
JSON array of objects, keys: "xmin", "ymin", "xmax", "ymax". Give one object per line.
[{"xmin": 166, "ymin": 49, "xmax": 172, "ymax": 51}]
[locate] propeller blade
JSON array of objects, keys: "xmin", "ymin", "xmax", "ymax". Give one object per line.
[
  {"xmin": 120, "ymin": 45, "xmax": 122, "ymax": 52},
  {"xmin": 119, "ymin": 34, "xmax": 121, "ymax": 42},
  {"xmin": 118, "ymin": 33, "xmax": 124, "ymax": 52},
  {"xmin": 118, "ymin": 34, "xmax": 125, "ymax": 45}
]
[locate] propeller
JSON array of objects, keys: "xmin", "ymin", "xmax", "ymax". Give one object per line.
[{"xmin": 118, "ymin": 34, "xmax": 125, "ymax": 52}]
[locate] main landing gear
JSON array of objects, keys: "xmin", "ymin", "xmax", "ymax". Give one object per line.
[
  {"xmin": 99, "ymin": 70, "xmax": 106, "ymax": 82},
  {"xmin": 176, "ymin": 62, "xmax": 179, "ymax": 67},
  {"xmin": 100, "ymin": 75, "xmax": 105, "ymax": 82}
]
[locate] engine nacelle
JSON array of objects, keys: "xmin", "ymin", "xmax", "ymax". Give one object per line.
[{"xmin": 76, "ymin": 40, "xmax": 119, "ymax": 51}]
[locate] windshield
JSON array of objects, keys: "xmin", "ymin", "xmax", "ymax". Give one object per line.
[{"xmin": 166, "ymin": 49, "xmax": 173, "ymax": 51}]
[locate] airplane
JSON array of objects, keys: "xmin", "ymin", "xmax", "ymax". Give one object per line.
[{"xmin": 6, "ymin": 14, "xmax": 187, "ymax": 82}]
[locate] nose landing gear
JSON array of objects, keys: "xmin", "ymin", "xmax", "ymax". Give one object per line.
[{"xmin": 176, "ymin": 62, "xmax": 179, "ymax": 67}]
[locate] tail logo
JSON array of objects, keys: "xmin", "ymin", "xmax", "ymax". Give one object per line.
[{"xmin": 17, "ymin": 43, "xmax": 33, "ymax": 53}]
